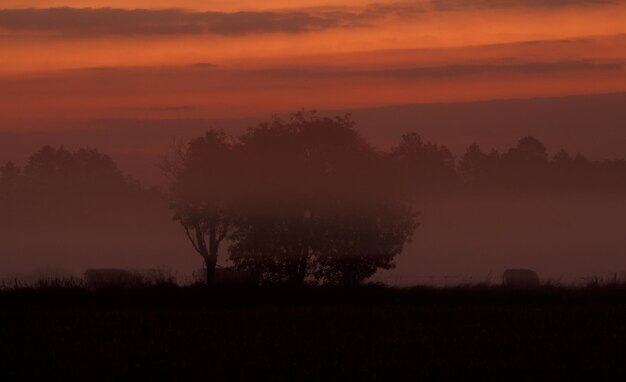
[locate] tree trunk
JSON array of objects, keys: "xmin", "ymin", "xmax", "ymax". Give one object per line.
[
  {"xmin": 204, "ymin": 222, "xmax": 219, "ymax": 286},
  {"xmin": 204, "ymin": 254, "xmax": 218, "ymax": 285}
]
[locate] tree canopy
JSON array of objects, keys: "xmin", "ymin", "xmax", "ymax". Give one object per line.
[{"xmin": 165, "ymin": 112, "xmax": 418, "ymax": 286}]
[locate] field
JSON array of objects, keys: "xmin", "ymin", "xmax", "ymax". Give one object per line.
[{"xmin": 2, "ymin": 285, "xmax": 626, "ymax": 380}]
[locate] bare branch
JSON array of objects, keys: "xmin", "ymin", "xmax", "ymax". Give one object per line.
[
  {"xmin": 183, "ymin": 225, "xmax": 202, "ymax": 254},
  {"xmin": 217, "ymin": 218, "xmax": 230, "ymax": 244}
]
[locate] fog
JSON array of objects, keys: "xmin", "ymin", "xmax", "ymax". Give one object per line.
[
  {"xmin": 2, "ymin": 107, "xmax": 626, "ymax": 285},
  {"xmin": 2, "ymin": 92, "xmax": 626, "ymax": 187},
  {"xmin": 3, "ymin": 193, "xmax": 626, "ymax": 286},
  {"xmin": 381, "ymin": 194, "xmax": 626, "ymax": 286}
]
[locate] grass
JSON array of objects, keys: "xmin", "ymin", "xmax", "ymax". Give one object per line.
[{"xmin": 2, "ymin": 282, "xmax": 626, "ymax": 380}]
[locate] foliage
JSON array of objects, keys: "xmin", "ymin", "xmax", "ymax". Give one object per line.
[
  {"xmin": 161, "ymin": 131, "xmax": 237, "ymax": 284},
  {"xmin": 228, "ymin": 112, "xmax": 417, "ymax": 285},
  {"xmin": 313, "ymin": 202, "xmax": 418, "ymax": 286}
]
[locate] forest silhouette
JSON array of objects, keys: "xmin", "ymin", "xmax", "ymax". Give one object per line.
[{"xmin": 2, "ymin": 111, "xmax": 626, "ymax": 285}]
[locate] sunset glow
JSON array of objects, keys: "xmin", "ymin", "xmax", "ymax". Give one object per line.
[{"xmin": 2, "ymin": 0, "xmax": 626, "ymax": 126}]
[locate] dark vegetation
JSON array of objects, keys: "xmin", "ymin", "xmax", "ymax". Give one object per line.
[
  {"xmin": 2, "ymin": 112, "xmax": 626, "ymax": 286},
  {"xmin": 160, "ymin": 113, "xmax": 417, "ymax": 286},
  {"xmin": 3, "ymin": 112, "xmax": 626, "ymax": 378},
  {"xmin": 2, "ymin": 283, "xmax": 626, "ymax": 380}
]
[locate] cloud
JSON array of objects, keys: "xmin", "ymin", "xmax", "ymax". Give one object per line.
[
  {"xmin": 3, "ymin": 58, "xmax": 622, "ymax": 88},
  {"xmin": 120, "ymin": 105, "xmax": 197, "ymax": 113},
  {"xmin": 0, "ymin": 6, "xmax": 424, "ymax": 38},
  {"xmin": 255, "ymin": 60, "xmax": 625, "ymax": 79},
  {"xmin": 430, "ymin": 0, "xmax": 620, "ymax": 11},
  {"xmin": 0, "ymin": 7, "xmax": 341, "ymax": 37},
  {"xmin": 0, "ymin": 2, "xmax": 620, "ymax": 38},
  {"xmin": 187, "ymin": 62, "xmax": 216, "ymax": 69}
]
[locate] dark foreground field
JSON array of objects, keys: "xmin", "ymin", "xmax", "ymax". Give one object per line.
[{"xmin": 2, "ymin": 285, "xmax": 626, "ymax": 381}]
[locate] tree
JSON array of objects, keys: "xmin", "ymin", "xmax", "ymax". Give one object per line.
[
  {"xmin": 313, "ymin": 202, "xmax": 418, "ymax": 286},
  {"xmin": 497, "ymin": 136, "xmax": 550, "ymax": 190},
  {"xmin": 458, "ymin": 143, "xmax": 501, "ymax": 189},
  {"xmin": 229, "ymin": 112, "xmax": 377, "ymax": 285},
  {"xmin": 22, "ymin": 146, "xmax": 131, "ymax": 201},
  {"xmin": 229, "ymin": 213, "xmax": 318, "ymax": 285},
  {"xmin": 161, "ymin": 131, "xmax": 238, "ymax": 285},
  {"xmin": 229, "ymin": 112, "xmax": 417, "ymax": 286},
  {"xmin": 502, "ymin": 136, "xmax": 548, "ymax": 165},
  {"xmin": 388, "ymin": 132, "xmax": 457, "ymax": 196},
  {"xmin": 551, "ymin": 149, "xmax": 574, "ymax": 166}
]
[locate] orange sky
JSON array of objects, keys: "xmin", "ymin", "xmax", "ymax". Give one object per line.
[{"xmin": 1, "ymin": 0, "xmax": 626, "ymax": 128}]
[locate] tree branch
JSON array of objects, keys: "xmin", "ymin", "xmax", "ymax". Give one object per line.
[
  {"xmin": 217, "ymin": 219, "xmax": 230, "ymax": 244},
  {"xmin": 183, "ymin": 225, "xmax": 202, "ymax": 254}
]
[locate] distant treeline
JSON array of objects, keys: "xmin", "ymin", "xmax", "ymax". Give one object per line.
[
  {"xmin": 388, "ymin": 130, "xmax": 626, "ymax": 195},
  {"xmin": 0, "ymin": 145, "xmax": 158, "ymax": 225},
  {"xmin": 1, "ymin": 112, "xmax": 625, "ymax": 286},
  {"xmin": 2, "ymin": 113, "xmax": 624, "ymax": 203}
]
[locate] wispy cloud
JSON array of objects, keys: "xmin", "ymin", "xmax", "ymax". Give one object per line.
[
  {"xmin": 2, "ymin": 58, "xmax": 621, "ymax": 92},
  {"xmin": 0, "ymin": 6, "xmax": 422, "ymax": 38},
  {"xmin": 0, "ymin": 2, "xmax": 621, "ymax": 38},
  {"xmin": 255, "ymin": 60, "xmax": 625, "ymax": 80},
  {"xmin": 0, "ymin": 8, "xmax": 336, "ymax": 37},
  {"xmin": 431, "ymin": 0, "xmax": 619, "ymax": 10},
  {"xmin": 120, "ymin": 105, "xmax": 197, "ymax": 113}
]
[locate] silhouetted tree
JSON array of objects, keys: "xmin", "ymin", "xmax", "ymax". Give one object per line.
[
  {"xmin": 229, "ymin": 112, "xmax": 417, "ymax": 286},
  {"xmin": 549, "ymin": 149, "xmax": 593, "ymax": 189},
  {"xmin": 22, "ymin": 146, "xmax": 131, "ymax": 202},
  {"xmin": 229, "ymin": 112, "xmax": 375, "ymax": 285},
  {"xmin": 313, "ymin": 202, "xmax": 418, "ymax": 286},
  {"xmin": 494, "ymin": 136, "xmax": 550, "ymax": 190},
  {"xmin": 161, "ymin": 131, "xmax": 238, "ymax": 285},
  {"xmin": 229, "ymin": 213, "xmax": 318, "ymax": 285},
  {"xmin": 458, "ymin": 143, "xmax": 501, "ymax": 189},
  {"xmin": 552, "ymin": 149, "xmax": 574, "ymax": 166},
  {"xmin": 502, "ymin": 136, "xmax": 548, "ymax": 165},
  {"xmin": 0, "ymin": 145, "xmax": 153, "ymax": 247},
  {"xmin": 388, "ymin": 132, "xmax": 457, "ymax": 196}
]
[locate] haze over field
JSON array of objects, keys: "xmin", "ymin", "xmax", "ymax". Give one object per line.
[{"xmin": 4, "ymin": 193, "xmax": 626, "ymax": 286}]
